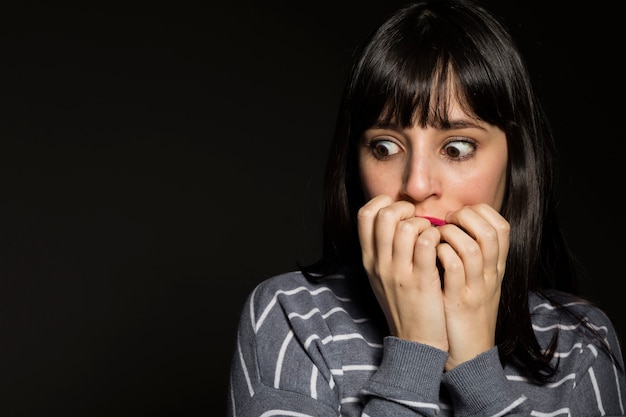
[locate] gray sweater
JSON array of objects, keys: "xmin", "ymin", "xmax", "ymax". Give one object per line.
[{"xmin": 227, "ymin": 269, "xmax": 626, "ymax": 416}]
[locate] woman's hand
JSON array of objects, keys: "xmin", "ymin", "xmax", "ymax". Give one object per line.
[
  {"xmin": 437, "ymin": 204, "xmax": 509, "ymax": 370},
  {"xmin": 357, "ymin": 195, "xmax": 448, "ymax": 351},
  {"xmin": 357, "ymin": 195, "xmax": 510, "ymax": 370}
]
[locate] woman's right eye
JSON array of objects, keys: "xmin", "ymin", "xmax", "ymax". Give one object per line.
[{"xmin": 369, "ymin": 139, "xmax": 401, "ymax": 159}]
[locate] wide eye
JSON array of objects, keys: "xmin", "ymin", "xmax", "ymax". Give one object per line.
[
  {"xmin": 370, "ymin": 139, "xmax": 401, "ymax": 159},
  {"xmin": 443, "ymin": 140, "xmax": 475, "ymax": 160}
]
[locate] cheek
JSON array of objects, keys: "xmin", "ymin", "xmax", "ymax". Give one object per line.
[
  {"xmin": 492, "ymin": 170, "xmax": 507, "ymax": 211},
  {"xmin": 359, "ymin": 170, "xmax": 382, "ymax": 200},
  {"xmin": 487, "ymin": 158, "xmax": 508, "ymax": 211},
  {"xmin": 359, "ymin": 164, "xmax": 399, "ymax": 200},
  {"xmin": 453, "ymin": 167, "xmax": 507, "ymax": 210}
]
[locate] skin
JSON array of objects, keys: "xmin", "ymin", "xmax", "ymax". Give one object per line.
[{"xmin": 356, "ymin": 100, "xmax": 510, "ymax": 371}]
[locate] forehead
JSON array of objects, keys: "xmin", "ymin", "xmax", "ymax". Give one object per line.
[{"xmin": 378, "ymin": 85, "xmax": 481, "ymax": 129}]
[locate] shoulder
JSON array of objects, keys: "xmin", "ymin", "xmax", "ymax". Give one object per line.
[
  {"xmin": 236, "ymin": 268, "xmax": 383, "ymax": 362},
  {"xmin": 529, "ymin": 290, "xmax": 615, "ymax": 329},
  {"xmin": 250, "ymin": 270, "xmax": 313, "ymax": 295},
  {"xmin": 244, "ymin": 268, "xmax": 368, "ymax": 322},
  {"xmin": 529, "ymin": 290, "xmax": 623, "ymax": 361},
  {"xmin": 248, "ymin": 270, "xmax": 353, "ymax": 305}
]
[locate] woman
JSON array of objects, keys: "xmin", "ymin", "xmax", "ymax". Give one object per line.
[{"xmin": 227, "ymin": 0, "xmax": 626, "ymax": 415}]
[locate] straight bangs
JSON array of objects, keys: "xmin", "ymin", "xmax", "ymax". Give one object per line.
[{"xmin": 346, "ymin": 3, "xmax": 519, "ymax": 142}]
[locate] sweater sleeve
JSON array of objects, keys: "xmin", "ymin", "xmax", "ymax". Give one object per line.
[
  {"xmin": 361, "ymin": 339, "xmax": 529, "ymax": 416},
  {"xmin": 442, "ymin": 347, "xmax": 529, "ymax": 416},
  {"xmin": 226, "ymin": 277, "xmax": 341, "ymax": 417},
  {"xmin": 360, "ymin": 336, "xmax": 448, "ymax": 416}
]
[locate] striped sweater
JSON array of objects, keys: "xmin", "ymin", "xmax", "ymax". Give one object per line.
[{"xmin": 227, "ymin": 268, "xmax": 626, "ymax": 416}]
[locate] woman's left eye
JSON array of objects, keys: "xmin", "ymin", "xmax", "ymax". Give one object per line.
[{"xmin": 443, "ymin": 140, "xmax": 476, "ymax": 159}]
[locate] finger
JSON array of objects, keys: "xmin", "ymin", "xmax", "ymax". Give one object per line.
[
  {"xmin": 438, "ymin": 221, "xmax": 484, "ymax": 287},
  {"xmin": 465, "ymin": 204, "xmax": 510, "ymax": 283},
  {"xmin": 436, "ymin": 241, "xmax": 465, "ymax": 292},
  {"xmin": 372, "ymin": 200, "xmax": 416, "ymax": 263},
  {"xmin": 392, "ymin": 216, "xmax": 435, "ymax": 273},
  {"xmin": 442, "ymin": 205, "xmax": 507, "ymax": 287},
  {"xmin": 412, "ymin": 225, "xmax": 443, "ymax": 288},
  {"xmin": 357, "ymin": 195, "xmax": 394, "ymax": 264}
]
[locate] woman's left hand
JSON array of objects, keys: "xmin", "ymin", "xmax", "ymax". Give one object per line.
[{"xmin": 436, "ymin": 203, "xmax": 510, "ymax": 370}]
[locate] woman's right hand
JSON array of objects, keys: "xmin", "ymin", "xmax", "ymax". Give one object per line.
[{"xmin": 357, "ymin": 194, "xmax": 449, "ymax": 352}]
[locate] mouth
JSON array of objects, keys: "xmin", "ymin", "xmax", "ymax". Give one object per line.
[{"xmin": 417, "ymin": 215, "xmax": 447, "ymax": 226}]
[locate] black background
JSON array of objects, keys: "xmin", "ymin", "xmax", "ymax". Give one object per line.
[{"xmin": 0, "ymin": 1, "xmax": 623, "ymax": 416}]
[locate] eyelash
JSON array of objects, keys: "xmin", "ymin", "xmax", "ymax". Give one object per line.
[
  {"xmin": 367, "ymin": 139, "xmax": 401, "ymax": 160},
  {"xmin": 442, "ymin": 138, "xmax": 478, "ymax": 161}
]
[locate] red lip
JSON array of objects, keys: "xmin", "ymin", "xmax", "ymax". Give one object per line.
[{"xmin": 418, "ymin": 216, "xmax": 447, "ymax": 226}]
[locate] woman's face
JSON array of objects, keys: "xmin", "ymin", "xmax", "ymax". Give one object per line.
[{"xmin": 358, "ymin": 100, "xmax": 508, "ymax": 220}]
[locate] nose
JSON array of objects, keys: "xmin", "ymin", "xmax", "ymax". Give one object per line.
[{"xmin": 400, "ymin": 154, "xmax": 440, "ymax": 203}]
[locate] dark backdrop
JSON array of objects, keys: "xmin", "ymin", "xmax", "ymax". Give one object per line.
[{"xmin": 0, "ymin": 1, "xmax": 622, "ymax": 416}]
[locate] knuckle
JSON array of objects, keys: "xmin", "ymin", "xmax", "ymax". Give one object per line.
[
  {"xmin": 357, "ymin": 205, "xmax": 377, "ymax": 220},
  {"xmin": 396, "ymin": 220, "xmax": 416, "ymax": 234},
  {"xmin": 377, "ymin": 206, "xmax": 397, "ymax": 222}
]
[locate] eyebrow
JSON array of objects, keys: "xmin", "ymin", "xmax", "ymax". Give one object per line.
[
  {"xmin": 445, "ymin": 119, "xmax": 487, "ymax": 131},
  {"xmin": 370, "ymin": 118, "xmax": 487, "ymax": 131}
]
